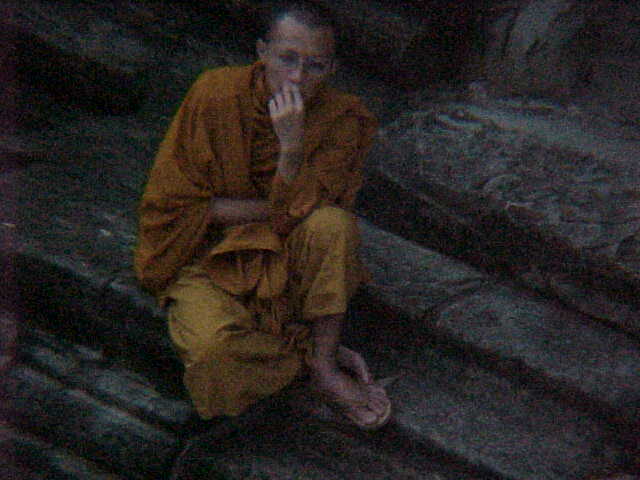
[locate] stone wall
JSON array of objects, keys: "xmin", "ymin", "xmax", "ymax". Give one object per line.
[
  {"xmin": 481, "ymin": 0, "xmax": 640, "ymax": 125},
  {"xmin": 219, "ymin": 0, "xmax": 480, "ymax": 85}
]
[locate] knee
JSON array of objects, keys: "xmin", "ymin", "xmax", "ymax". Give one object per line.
[
  {"xmin": 170, "ymin": 317, "xmax": 254, "ymax": 366},
  {"xmin": 300, "ymin": 206, "xmax": 358, "ymax": 241},
  {"xmin": 167, "ymin": 296, "xmax": 256, "ymax": 364}
]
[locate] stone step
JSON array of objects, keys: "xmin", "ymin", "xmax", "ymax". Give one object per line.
[
  {"xmin": 356, "ymin": 220, "xmax": 640, "ymax": 428},
  {"xmin": 359, "ymin": 100, "xmax": 640, "ymax": 336},
  {"xmin": 0, "ymin": 163, "xmax": 177, "ymax": 386},
  {"xmin": 169, "ymin": 407, "xmax": 497, "ymax": 480},
  {"xmin": 181, "ymin": 356, "xmax": 633, "ymax": 480},
  {"xmin": 374, "ymin": 348, "xmax": 630, "ymax": 480},
  {"xmin": 345, "ymin": 230, "xmax": 637, "ymax": 480},
  {"xmin": 2, "ymin": 315, "xmax": 189, "ymax": 479},
  {"xmin": 6, "ymin": 324, "xmax": 498, "ymax": 480},
  {"xmin": 2, "ymin": 0, "xmax": 149, "ymax": 115},
  {"xmin": 9, "ymin": 222, "xmax": 636, "ymax": 480},
  {"xmin": 8, "ymin": 159, "xmax": 639, "ymax": 432},
  {"xmin": 3, "ymin": 166, "xmax": 638, "ymax": 479},
  {"xmin": 18, "ymin": 327, "xmax": 192, "ymax": 434},
  {"xmin": 172, "ymin": 273, "xmax": 635, "ymax": 480},
  {"xmin": 0, "ymin": 424, "xmax": 124, "ymax": 479},
  {"xmin": 5, "ymin": 362, "xmax": 180, "ymax": 479}
]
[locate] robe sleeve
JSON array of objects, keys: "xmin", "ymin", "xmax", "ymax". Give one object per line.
[
  {"xmin": 134, "ymin": 72, "xmax": 223, "ymax": 294},
  {"xmin": 269, "ymin": 109, "xmax": 377, "ymax": 236}
]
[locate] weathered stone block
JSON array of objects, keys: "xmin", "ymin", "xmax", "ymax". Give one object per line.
[
  {"xmin": 20, "ymin": 327, "xmax": 190, "ymax": 431},
  {"xmin": 358, "ymin": 221, "xmax": 640, "ymax": 427},
  {"xmin": 7, "ymin": 365, "xmax": 179, "ymax": 479},
  {"xmin": 2, "ymin": 0, "xmax": 150, "ymax": 115},
  {"xmin": 483, "ymin": 0, "xmax": 609, "ymax": 97},
  {"xmin": 0, "ymin": 425, "xmax": 124, "ymax": 480},
  {"xmin": 363, "ymin": 100, "xmax": 640, "ymax": 334}
]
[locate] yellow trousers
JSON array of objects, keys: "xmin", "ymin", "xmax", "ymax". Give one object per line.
[{"xmin": 164, "ymin": 207, "xmax": 364, "ymax": 419}]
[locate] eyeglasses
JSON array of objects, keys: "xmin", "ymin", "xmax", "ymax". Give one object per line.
[{"xmin": 272, "ymin": 51, "xmax": 333, "ymax": 76}]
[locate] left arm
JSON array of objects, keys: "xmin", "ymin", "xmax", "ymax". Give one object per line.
[{"xmin": 267, "ymin": 82, "xmax": 377, "ymax": 234}]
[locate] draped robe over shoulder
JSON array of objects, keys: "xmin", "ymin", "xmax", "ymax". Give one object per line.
[
  {"xmin": 134, "ymin": 62, "xmax": 377, "ymax": 417},
  {"xmin": 134, "ymin": 61, "xmax": 377, "ymax": 315}
]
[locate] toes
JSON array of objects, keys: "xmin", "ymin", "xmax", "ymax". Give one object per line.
[
  {"xmin": 367, "ymin": 382, "xmax": 387, "ymax": 395},
  {"xmin": 365, "ymin": 384, "xmax": 390, "ymax": 416},
  {"xmin": 348, "ymin": 404, "xmax": 378, "ymax": 426},
  {"xmin": 367, "ymin": 383, "xmax": 390, "ymax": 403},
  {"xmin": 368, "ymin": 396, "xmax": 387, "ymax": 413},
  {"xmin": 310, "ymin": 369, "xmax": 391, "ymax": 428}
]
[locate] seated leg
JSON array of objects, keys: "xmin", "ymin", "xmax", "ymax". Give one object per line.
[
  {"xmin": 286, "ymin": 207, "xmax": 391, "ymax": 428},
  {"xmin": 165, "ymin": 264, "xmax": 303, "ymax": 419},
  {"xmin": 286, "ymin": 206, "xmax": 364, "ymax": 321}
]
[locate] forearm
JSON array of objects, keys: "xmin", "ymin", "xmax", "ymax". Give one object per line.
[
  {"xmin": 276, "ymin": 148, "xmax": 304, "ymax": 184},
  {"xmin": 206, "ymin": 198, "xmax": 271, "ymax": 226}
]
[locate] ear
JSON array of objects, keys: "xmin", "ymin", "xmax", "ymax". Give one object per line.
[{"xmin": 256, "ymin": 38, "xmax": 268, "ymax": 61}]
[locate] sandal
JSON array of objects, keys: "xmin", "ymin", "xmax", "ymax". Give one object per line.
[{"xmin": 310, "ymin": 379, "xmax": 392, "ymax": 431}]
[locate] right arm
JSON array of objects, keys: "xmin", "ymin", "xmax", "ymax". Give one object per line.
[{"xmin": 206, "ymin": 81, "xmax": 305, "ymax": 228}]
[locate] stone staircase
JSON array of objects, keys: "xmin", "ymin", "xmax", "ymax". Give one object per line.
[{"xmin": 1, "ymin": 1, "xmax": 638, "ymax": 479}]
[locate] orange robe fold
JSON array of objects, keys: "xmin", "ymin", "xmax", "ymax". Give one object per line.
[{"xmin": 134, "ymin": 61, "xmax": 377, "ymax": 299}]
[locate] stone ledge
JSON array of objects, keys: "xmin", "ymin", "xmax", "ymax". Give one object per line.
[
  {"xmin": 358, "ymin": 221, "xmax": 640, "ymax": 426},
  {"xmin": 386, "ymin": 361, "xmax": 628, "ymax": 480},
  {"xmin": 21, "ymin": 327, "xmax": 191, "ymax": 432},
  {"xmin": 2, "ymin": 0, "xmax": 149, "ymax": 115},
  {"xmin": 7, "ymin": 364, "xmax": 179, "ymax": 479},
  {"xmin": 170, "ymin": 410, "xmax": 477, "ymax": 480},
  {"xmin": 8, "ymin": 200, "xmax": 638, "ymax": 430},
  {"xmin": 4, "ymin": 173, "xmax": 638, "ymax": 426},
  {"xmin": 2, "ymin": 155, "xmax": 637, "ymax": 479},
  {"xmin": 0, "ymin": 424, "xmax": 125, "ymax": 480},
  {"xmin": 360, "ymin": 100, "xmax": 640, "ymax": 336}
]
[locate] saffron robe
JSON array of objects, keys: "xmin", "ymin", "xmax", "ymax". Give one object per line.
[
  {"xmin": 134, "ymin": 62, "xmax": 377, "ymax": 416},
  {"xmin": 135, "ymin": 61, "xmax": 376, "ymax": 294},
  {"xmin": 166, "ymin": 206, "xmax": 364, "ymax": 418}
]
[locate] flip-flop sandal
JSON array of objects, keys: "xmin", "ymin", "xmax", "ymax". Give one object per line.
[
  {"xmin": 309, "ymin": 381, "xmax": 392, "ymax": 431},
  {"xmin": 363, "ymin": 382, "xmax": 392, "ymax": 429}
]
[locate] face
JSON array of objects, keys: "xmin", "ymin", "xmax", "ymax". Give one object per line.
[{"xmin": 257, "ymin": 15, "xmax": 335, "ymax": 101}]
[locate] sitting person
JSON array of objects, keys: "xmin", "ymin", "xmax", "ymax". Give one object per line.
[{"xmin": 134, "ymin": 1, "xmax": 391, "ymax": 430}]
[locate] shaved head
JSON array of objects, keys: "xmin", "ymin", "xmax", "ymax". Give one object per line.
[{"xmin": 263, "ymin": 2, "xmax": 336, "ymax": 44}]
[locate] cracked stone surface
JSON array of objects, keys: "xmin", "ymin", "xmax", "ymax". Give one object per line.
[{"xmin": 366, "ymin": 94, "xmax": 640, "ymax": 334}]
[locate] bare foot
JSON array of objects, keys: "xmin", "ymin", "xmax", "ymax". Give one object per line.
[
  {"xmin": 307, "ymin": 358, "xmax": 389, "ymax": 428},
  {"xmin": 336, "ymin": 346, "xmax": 390, "ymax": 415}
]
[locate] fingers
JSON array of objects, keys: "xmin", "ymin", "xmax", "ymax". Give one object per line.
[
  {"xmin": 290, "ymin": 83, "xmax": 304, "ymax": 110},
  {"xmin": 367, "ymin": 383, "xmax": 389, "ymax": 403},
  {"xmin": 269, "ymin": 82, "xmax": 303, "ymax": 114},
  {"xmin": 268, "ymin": 97, "xmax": 276, "ymax": 117},
  {"xmin": 281, "ymin": 81, "xmax": 298, "ymax": 106},
  {"xmin": 269, "ymin": 82, "xmax": 305, "ymax": 151}
]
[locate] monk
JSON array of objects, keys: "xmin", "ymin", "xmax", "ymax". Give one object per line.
[{"xmin": 134, "ymin": 1, "xmax": 391, "ymax": 430}]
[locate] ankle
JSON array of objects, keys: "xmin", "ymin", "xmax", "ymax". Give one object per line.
[{"xmin": 307, "ymin": 355, "xmax": 338, "ymax": 379}]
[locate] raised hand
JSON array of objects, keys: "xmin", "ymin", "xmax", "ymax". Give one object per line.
[
  {"xmin": 269, "ymin": 82, "xmax": 305, "ymax": 182},
  {"xmin": 268, "ymin": 81, "xmax": 305, "ymax": 152}
]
